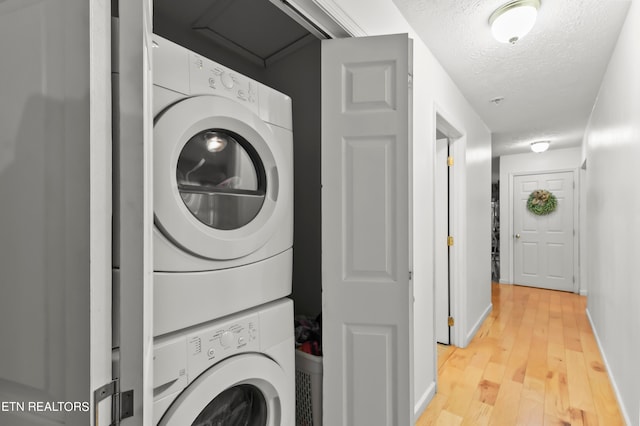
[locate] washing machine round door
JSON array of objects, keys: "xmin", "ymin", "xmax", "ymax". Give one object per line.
[
  {"xmin": 158, "ymin": 355, "xmax": 292, "ymax": 426},
  {"xmin": 154, "ymin": 95, "xmax": 288, "ymax": 260}
]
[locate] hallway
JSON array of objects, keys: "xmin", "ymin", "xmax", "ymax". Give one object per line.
[{"xmin": 416, "ymin": 283, "xmax": 624, "ymax": 425}]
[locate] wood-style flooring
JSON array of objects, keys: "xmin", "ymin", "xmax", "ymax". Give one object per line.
[{"xmin": 416, "ymin": 282, "xmax": 625, "ymax": 426}]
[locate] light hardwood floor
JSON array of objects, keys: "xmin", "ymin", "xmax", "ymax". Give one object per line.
[{"xmin": 416, "ymin": 282, "xmax": 625, "ymax": 426}]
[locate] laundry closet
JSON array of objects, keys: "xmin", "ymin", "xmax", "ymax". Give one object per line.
[{"xmin": 144, "ymin": 1, "xmax": 324, "ymax": 424}]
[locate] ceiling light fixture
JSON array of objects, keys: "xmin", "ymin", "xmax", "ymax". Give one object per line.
[
  {"xmin": 489, "ymin": 0, "xmax": 540, "ymax": 44},
  {"xmin": 204, "ymin": 131, "xmax": 228, "ymax": 153},
  {"xmin": 531, "ymin": 140, "xmax": 550, "ymax": 153}
]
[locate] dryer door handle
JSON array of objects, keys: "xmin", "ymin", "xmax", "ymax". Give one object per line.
[{"xmin": 268, "ymin": 166, "xmax": 279, "ymax": 201}]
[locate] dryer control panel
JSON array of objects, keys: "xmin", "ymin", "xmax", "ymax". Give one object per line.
[
  {"xmin": 186, "ymin": 312, "xmax": 260, "ymax": 381},
  {"xmin": 189, "ymin": 53, "xmax": 260, "ymax": 115}
]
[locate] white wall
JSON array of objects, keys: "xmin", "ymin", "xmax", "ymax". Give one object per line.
[
  {"xmin": 333, "ymin": 0, "xmax": 492, "ymax": 417},
  {"xmin": 498, "ymin": 148, "xmax": 582, "ymax": 288},
  {"xmin": 582, "ymin": 1, "xmax": 640, "ymax": 423}
]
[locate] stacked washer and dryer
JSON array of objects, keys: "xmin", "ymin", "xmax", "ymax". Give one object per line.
[{"xmin": 150, "ymin": 35, "xmax": 295, "ymax": 425}]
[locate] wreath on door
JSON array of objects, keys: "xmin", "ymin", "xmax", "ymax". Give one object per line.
[{"xmin": 527, "ymin": 189, "xmax": 557, "ymax": 215}]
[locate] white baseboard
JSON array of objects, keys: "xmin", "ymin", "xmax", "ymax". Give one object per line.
[
  {"xmin": 465, "ymin": 303, "xmax": 493, "ymax": 347},
  {"xmin": 579, "ymin": 288, "xmax": 588, "ymax": 296},
  {"xmin": 585, "ymin": 308, "xmax": 632, "ymax": 426},
  {"xmin": 498, "ymin": 279, "xmax": 511, "ymax": 284},
  {"xmin": 414, "ymin": 381, "xmax": 436, "ymax": 420}
]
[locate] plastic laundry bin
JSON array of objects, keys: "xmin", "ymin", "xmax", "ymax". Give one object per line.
[{"xmin": 295, "ymin": 350, "xmax": 323, "ymax": 426}]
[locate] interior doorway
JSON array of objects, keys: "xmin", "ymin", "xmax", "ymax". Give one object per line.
[
  {"xmin": 434, "ymin": 113, "xmax": 462, "ymax": 346},
  {"xmin": 434, "ymin": 133, "xmax": 450, "ymax": 344}
]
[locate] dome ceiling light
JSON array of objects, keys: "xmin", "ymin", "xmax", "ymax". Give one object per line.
[
  {"xmin": 531, "ymin": 140, "xmax": 550, "ymax": 153},
  {"xmin": 489, "ymin": 0, "xmax": 541, "ymax": 44}
]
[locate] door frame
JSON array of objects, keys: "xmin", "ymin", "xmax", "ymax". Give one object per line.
[
  {"xmin": 434, "ymin": 135, "xmax": 450, "ymax": 345},
  {"xmin": 90, "ymin": 0, "xmax": 114, "ymax": 424},
  {"xmin": 115, "ymin": 1, "xmax": 155, "ymax": 424},
  {"xmin": 433, "ymin": 108, "xmax": 466, "ymax": 348},
  {"xmin": 269, "ymin": 0, "xmax": 365, "ymax": 39},
  {"xmin": 507, "ymin": 168, "xmax": 580, "ymax": 293}
]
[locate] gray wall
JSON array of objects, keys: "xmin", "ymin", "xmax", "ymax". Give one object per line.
[{"xmin": 263, "ymin": 41, "xmax": 323, "ymax": 317}]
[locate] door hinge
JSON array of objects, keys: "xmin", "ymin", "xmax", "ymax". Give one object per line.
[
  {"xmin": 447, "ymin": 156, "xmax": 454, "ymax": 167},
  {"xmin": 447, "ymin": 236, "xmax": 454, "ymax": 246},
  {"xmin": 409, "ymin": 270, "xmax": 413, "ymax": 280},
  {"xmin": 448, "ymin": 316, "xmax": 455, "ymax": 327},
  {"xmin": 94, "ymin": 379, "xmax": 134, "ymax": 426}
]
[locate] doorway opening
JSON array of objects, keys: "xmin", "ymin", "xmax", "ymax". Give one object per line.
[{"xmin": 434, "ymin": 112, "xmax": 463, "ymax": 346}]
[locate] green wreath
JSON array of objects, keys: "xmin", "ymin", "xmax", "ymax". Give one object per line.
[{"xmin": 527, "ymin": 189, "xmax": 557, "ymax": 215}]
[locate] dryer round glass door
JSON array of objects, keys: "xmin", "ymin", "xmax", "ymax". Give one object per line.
[
  {"xmin": 154, "ymin": 95, "xmax": 290, "ymax": 260},
  {"xmin": 177, "ymin": 129, "xmax": 266, "ymax": 230}
]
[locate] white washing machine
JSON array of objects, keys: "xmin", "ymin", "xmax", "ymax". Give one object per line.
[
  {"xmin": 153, "ymin": 298, "xmax": 294, "ymax": 425},
  {"xmin": 151, "ymin": 35, "xmax": 294, "ymax": 335}
]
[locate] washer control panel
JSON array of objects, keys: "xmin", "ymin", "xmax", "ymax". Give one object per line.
[
  {"xmin": 186, "ymin": 312, "xmax": 260, "ymax": 381},
  {"xmin": 189, "ymin": 53, "xmax": 258, "ymax": 112}
]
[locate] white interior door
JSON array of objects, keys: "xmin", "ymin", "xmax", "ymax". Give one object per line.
[
  {"xmin": 435, "ymin": 138, "xmax": 449, "ymax": 344},
  {"xmin": 513, "ymin": 171, "xmax": 575, "ymax": 292},
  {"xmin": 322, "ymin": 33, "xmax": 413, "ymax": 426},
  {"xmin": 0, "ymin": 0, "xmax": 112, "ymax": 424}
]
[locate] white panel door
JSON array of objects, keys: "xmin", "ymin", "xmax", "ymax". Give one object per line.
[
  {"xmin": 0, "ymin": 0, "xmax": 112, "ymax": 425},
  {"xmin": 513, "ymin": 172, "xmax": 574, "ymax": 292},
  {"xmin": 435, "ymin": 138, "xmax": 450, "ymax": 344},
  {"xmin": 322, "ymin": 33, "xmax": 412, "ymax": 426}
]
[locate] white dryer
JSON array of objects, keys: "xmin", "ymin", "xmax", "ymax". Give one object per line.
[
  {"xmin": 153, "ymin": 298, "xmax": 294, "ymax": 426},
  {"xmin": 151, "ymin": 36, "xmax": 293, "ymax": 335}
]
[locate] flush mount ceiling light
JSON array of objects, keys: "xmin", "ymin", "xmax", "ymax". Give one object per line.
[
  {"xmin": 531, "ymin": 140, "xmax": 550, "ymax": 153},
  {"xmin": 489, "ymin": 0, "xmax": 540, "ymax": 44}
]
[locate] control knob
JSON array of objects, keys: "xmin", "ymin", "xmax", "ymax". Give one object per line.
[
  {"xmin": 220, "ymin": 72, "xmax": 235, "ymax": 89},
  {"xmin": 220, "ymin": 331, "xmax": 234, "ymax": 348}
]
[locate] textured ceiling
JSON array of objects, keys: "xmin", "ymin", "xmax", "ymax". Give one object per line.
[{"xmin": 392, "ymin": 0, "xmax": 631, "ymax": 157}]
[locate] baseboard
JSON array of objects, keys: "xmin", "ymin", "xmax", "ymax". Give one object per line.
[
  {"xmin": 585, "ymin": 308, "xmax": 632, "ymax": 426},
  {"xmin": 414, "ymin": 381, "xmax": 436, "ymax": 420},
  {"xmin": 465, "ymin": 303, "xmax": 493, "ymax": 347},
  {"xmin": 579, "ymin": 288, "xmax": 588, "ymax": 296},
  {"xmin": 499, "ymin": 279, "xmax": 511, "ymax": 284}
]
